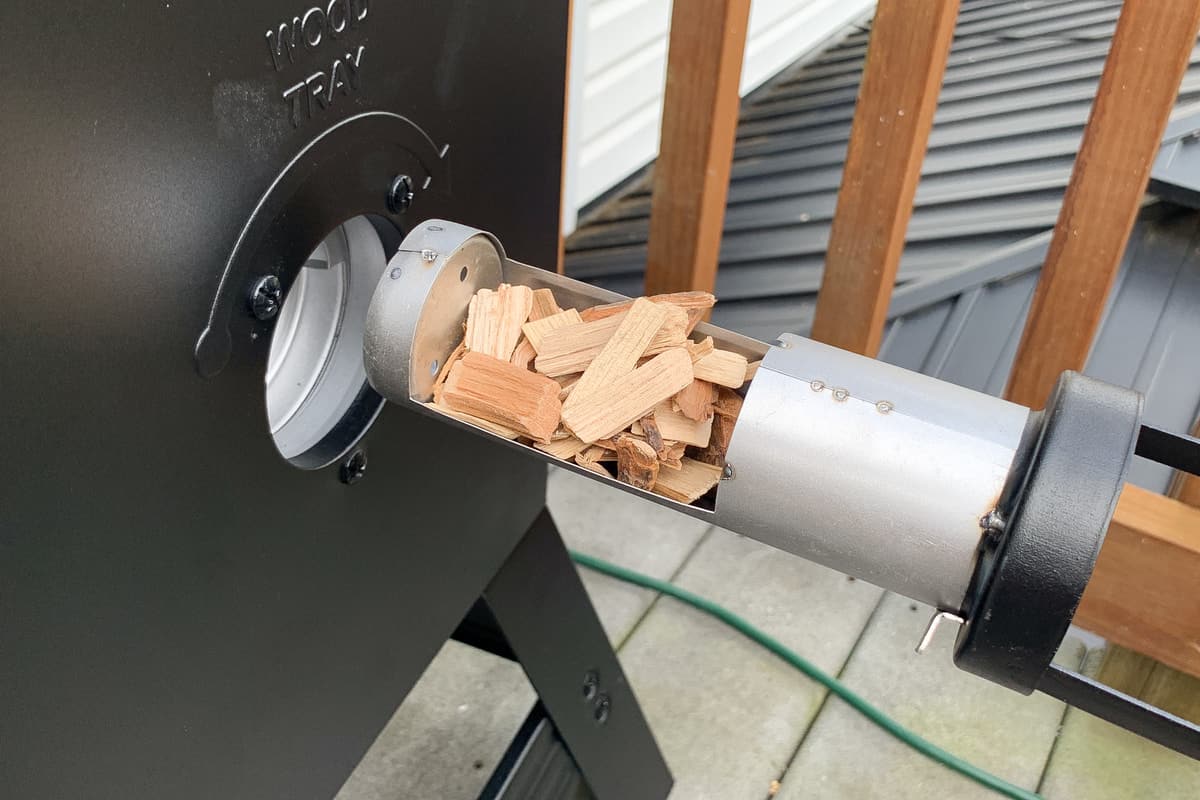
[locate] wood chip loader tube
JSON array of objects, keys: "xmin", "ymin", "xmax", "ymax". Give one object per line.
[{"xmin": 361, "ymin": 220, "xmax": 1200, "ymax": 760}]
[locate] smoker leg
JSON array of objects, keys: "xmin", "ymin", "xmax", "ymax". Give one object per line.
[{"xmin": 466, "ymin": 509, "xmax": 672, "ymax": 800}]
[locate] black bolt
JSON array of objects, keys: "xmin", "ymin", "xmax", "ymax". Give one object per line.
[
  {"xmin": 249, "ymin": 275, "xmax": 282, "ymax": 321},
  {"xmin": 593, "ymin": 693, "xmax": 611, "ymax": 725},
  {"xmin": 340, "ymin": 449, "xmax": 367, "ymax": 484},
  {"xmin": 582, "ymin": 670, "xmax": 600, "ymax": 701},
  {"xmin": 387, "ymin": 174, "xmax": 415, "ymax": 213}
]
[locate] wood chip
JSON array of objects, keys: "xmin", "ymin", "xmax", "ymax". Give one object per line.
[
  {"xmin": 441, "ymin": 351, "xmax": 562, "ymax": 442},
  {"xmin": 522, "ymin": 308, "xmax": 584, "ymax": 352},
  {"xmin": 424, "ymin": 402, "xmax": 521, "ymax": 440},
  {"xmin": 744, "ymin": 359, "xmax": 761, "ymax": 383},
  {"xmin": 624, "ymin": 421, "xmax": 681, "ymax": 468},
  {"xmin": 534, "ymin": 307, "xmax": 688, "ymax": 377},
  {"xmin": 652, "ymin": 402, "xmax": 713, "ymax": 447},
  {"xmin": 535, "ymin": 435, "xmax": 589, "ymax": 460},
  {"xmin": 693, "ymin": 348, "xmax": 749, "ymax": 388},
  {"xmin": 653, "ymin": 458, "xmax": 723, "ymax": 503},
  {"xmin": 560, "ymin": 348, "xmax": 694, "ymax": 443},
  {"xmin": 639, "ymin": 413, "xmax": 666, "ymax": 456},
  {"xmin": 691, "ymin": 412, "xmax": 735, "ymax": 466},
  {"xmin": 556, "ymin": 373, "xmax": 581, "ymax": 400},
  {"xmin": 577, "ymin": 304, "xmax": 623, "ymax": 323},
  {"xmin": 580, "ymin": 291, "xmax": 715, "ymax": 333},
  {"xmin": 663, "ymin": 441, "xmax": 686, "ymax": 463},
  {"xmin": 564, "ymin": 297, "xmax": 671, "ymax": 407},
  {"xmin": 615, "ymin": 435, "xmax": 659, "ymax": 490},
  {"xmin": 574, "ymin": 456, "xmax": 611, "ymax": 477},
  {"xmin": 510, "ymin": 337, "xmax": 537, "ymax": 369},
  {"xmin": 464, "ymin": 283, "xmax": 533, "ymax": 361},
  {"xmin": 686, "ymin": 336, "xmax": 714, "ymax": 363},
  {"xmin": 577, "ymin": 444, "xmax": 615, "ymax": 463},
  {"xmin": 673, "ymin": 379, "xmax": 717, "ymax": 421},
  {"xmin": 713, "ymin": 387, "xmax": 744, "ymax": 419},
  {"xmin": 530, "ymin": 288, "xmax": 562, "ymax": 321},
  {"xmin": 683, "ymin": 310, "xmax": 708, "ymax": 334},
  {"xmin": 436, "ymin": 282, "xmax": 742, "ymax": 507},
  {"xmin": 692, "ymin": 388, "xmax": 742, "ymax": 465},
  {"xmin": 432, "ymin": 340, "xmax": 466, "ymax": 403}
]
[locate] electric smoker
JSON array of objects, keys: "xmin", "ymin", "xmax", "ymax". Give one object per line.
[{"xmin": 2, "ymin": 3, "xmax": 1197, "ymax": 799}]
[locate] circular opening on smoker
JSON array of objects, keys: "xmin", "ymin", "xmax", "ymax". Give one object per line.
[{"xmin": 265, "ymin": 215, "xmax": 391, "ymax": 468}]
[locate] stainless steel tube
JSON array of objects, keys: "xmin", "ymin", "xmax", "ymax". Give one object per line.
[
  {"xmin": 364, "ymin": 220, "xmax": 1030, "ymax": 614},
  {"xmin": 715, "ymin": 334, "xmax": 1029, "ymax": 612}
]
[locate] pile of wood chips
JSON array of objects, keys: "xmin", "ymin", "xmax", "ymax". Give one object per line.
[{"xmin": 425, "ymin": 284, "xmax": 759, "ymax": 506}]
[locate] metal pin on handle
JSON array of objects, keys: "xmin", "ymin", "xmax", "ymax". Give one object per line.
[
  {"xmin": 392, "ymin": 247, "xmax": 440, "ymax": 262},
  {"xmin": 916, "ymin": 611, "xmax": 965, "ymax": 654}
]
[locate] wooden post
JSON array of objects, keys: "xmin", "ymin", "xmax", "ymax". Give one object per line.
[
  {"xmin": 1172, "ymin": 465, "xmax": 1200, "ymax": 507},
  {"xmin": 643, "ymin": 0, "xmax": 751, "ymax": 296},
  {"xmin": 1075, "ymin": 485, "xmax": 1200, "ymax": 678},
  {"xmin": 809, "ymin": 0, "xmax": 959, "ymax": 357},
  {"xmin": 1004, "ymin": 0, "xmax": 1200, "ymax": 408}
]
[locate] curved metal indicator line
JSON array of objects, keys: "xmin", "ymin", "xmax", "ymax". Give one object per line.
[{"xmin": 194, "ymin": 111, "xmax": 450, "ymax": 377}]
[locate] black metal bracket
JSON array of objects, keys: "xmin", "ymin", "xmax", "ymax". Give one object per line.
[
  {"xmin": 1054, "ymin": 422, "xmax": 1200, "ymax": 759},
  {"xmin": 1029, "ymin": 418, "xmax": 1200, "ymax": 759},
  {"xmin": 455, "ymin": 509, "xmax": 672, "ymax": 800},
  {"xmin": 1135, "ymin": 423, "xmax": 1200, "ymax": 477},
  {"xmin": 954, "ymin": 376, "xmax": 1200, "ymax": 760},
  {"xmin": 955, "ymin": 372, "xmax": 1142, "ymax": 692},
  {"xmin": 1038, "ymin": 664, "xmax": 1200, "ymax": 759}
]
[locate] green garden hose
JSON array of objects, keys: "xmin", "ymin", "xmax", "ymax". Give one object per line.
[{"xmin": 570, "ymin": 550, "xmax": 1043, "ymax": 800}]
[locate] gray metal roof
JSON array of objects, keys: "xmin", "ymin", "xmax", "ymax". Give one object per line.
[
  {"xmin": 877, "ymin": 202, "xmax": 1200, "ymax": 494},
  {"xmin": 1151, "ymin": 106, "xmax": 1200, "ymax": 208},
  {"xmin": 565, "ymin": 0, "xmax": 1200, "ymax": 494}
]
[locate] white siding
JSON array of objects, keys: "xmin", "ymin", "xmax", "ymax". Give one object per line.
[{"xmin": 562, "ymin": 0, "xmax": 875, "ymax": 233}]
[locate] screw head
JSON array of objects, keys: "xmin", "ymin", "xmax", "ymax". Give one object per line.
[
  {"xmin": 340, "ymin": 449, "xmax": 368, "ymax": 484},
  {"xmin": 387, "ymin": 174, "xmax": 415, "ymax": 213},
  {"xmin": 592, "ymin": 693, "xmax": 611, "ymax": 725},
  {"xmin": 249, "ymin": 275, "xmax": 282, "ymax": 321},
  {"xmin": 582, "ymin": 670, "xmax": 600, "ymax": 701}
]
